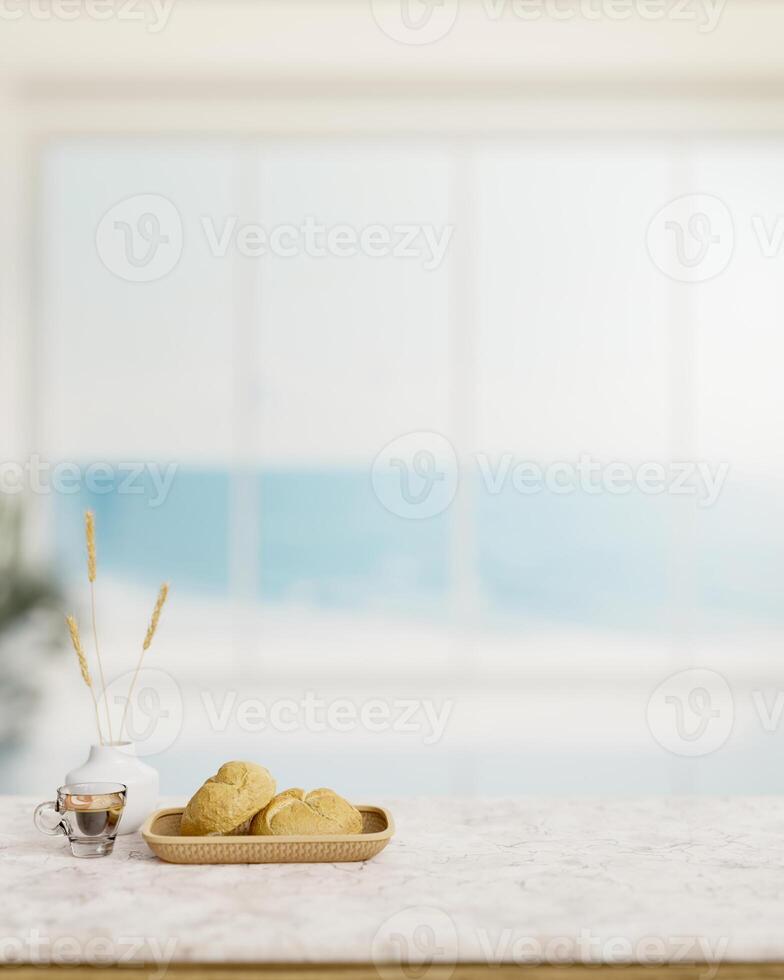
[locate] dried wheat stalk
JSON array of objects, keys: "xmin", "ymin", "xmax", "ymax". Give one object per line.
[
  {"xmin": 66, "ymin": 614, "xmax": 104, "ymax": 744},
  {"xmin": 85, "ymin": 511, "xmax": 114, "ymax": 743},
  {"xmin": 120, "ymin": 583, "xmax": 169, "ymax": 741}
]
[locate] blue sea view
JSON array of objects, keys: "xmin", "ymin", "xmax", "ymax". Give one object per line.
[{"xmin": 53, "ymin": 466, "xmax": 784, "ymax": 631}]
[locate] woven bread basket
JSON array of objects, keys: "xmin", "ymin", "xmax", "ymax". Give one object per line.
[{"xmin": 141, "ymin": 805, "xmax": 394, "ymax": 864}]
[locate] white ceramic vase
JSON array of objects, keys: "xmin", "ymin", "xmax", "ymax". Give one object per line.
[{"xmin": 65, "ymin": 743, "xmax": 159, "ymax": 835}]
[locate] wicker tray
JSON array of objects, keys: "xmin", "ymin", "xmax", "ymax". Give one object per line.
[{"xmin": 141, "ymin": 806, "xmax": 394, "ymax": 864}]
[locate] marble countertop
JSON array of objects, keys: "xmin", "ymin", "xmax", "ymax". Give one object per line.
[{"xmin": 1, "ymin": 796, "xmax": 783, "ymax": 968}]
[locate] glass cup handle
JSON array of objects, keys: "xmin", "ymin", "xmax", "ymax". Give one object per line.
[{"xmin": 34, "ymin": 801, "xmax": 67, "ymax": 837}]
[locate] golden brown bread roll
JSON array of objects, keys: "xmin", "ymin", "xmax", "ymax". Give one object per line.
[
  {"xmin": 250, "ymin": 786, "xmax": 362, "ymax": 836},
  {"xmin": 180, "ymin": 761, "xmax": 276, "ymax": 836}
]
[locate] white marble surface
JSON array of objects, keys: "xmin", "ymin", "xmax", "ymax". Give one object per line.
[{"xmin": 1, "ymin": 796, "xmax": 783, "ymax": 967}]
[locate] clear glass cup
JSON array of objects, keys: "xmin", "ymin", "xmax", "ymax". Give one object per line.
[{"xmin": 34, "ymin": 782, "xmax": 127, "ymax": 857}]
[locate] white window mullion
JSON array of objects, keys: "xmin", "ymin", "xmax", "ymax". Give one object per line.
[
  {"xmin": 448, "ymin": 141, "xmax": 481, "ymax": 669},
  {"xmin": 229, "ymin": 142, "xmax": 263, "ymax": 668}
]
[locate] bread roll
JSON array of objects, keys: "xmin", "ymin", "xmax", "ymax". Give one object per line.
[
  {"xmin": 180, "ymin": 761, "xmax": 276, "ymax": 836},
  {"xmin": 250, "ymin": 787, "xmax": 362, "ymax": 836}
]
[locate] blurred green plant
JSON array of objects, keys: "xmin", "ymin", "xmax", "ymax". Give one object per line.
[{"xmin": 0, "ymin": 499, "xmax": 62, "ymax": 747}]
